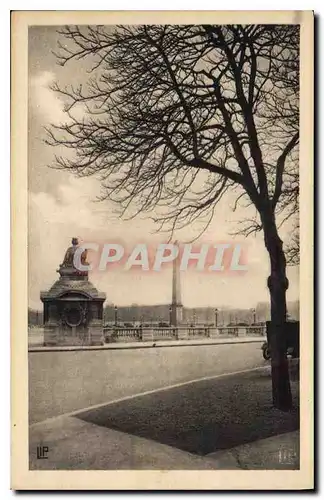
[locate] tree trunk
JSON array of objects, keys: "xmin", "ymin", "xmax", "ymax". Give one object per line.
[{"xmin": 263, "ymin": 212, "xmax": 293, "ymax": 411}]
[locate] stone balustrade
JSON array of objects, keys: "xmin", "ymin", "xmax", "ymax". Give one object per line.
[{"xmin": 103, "ymin": 325, "xmax": 266, "ymax": 343}]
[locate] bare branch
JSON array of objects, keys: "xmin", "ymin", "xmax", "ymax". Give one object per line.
[{"xmin": 46, "ymin": 24, "xmax": 299, "ymax": 254}]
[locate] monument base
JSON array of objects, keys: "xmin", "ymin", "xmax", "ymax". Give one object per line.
[
  {"xmin": 43, "ymin": 323, "xmax": 104, "ymax": 347},
  {"xmin": 41, "ymin": 238, "xmax": 107, "ymax": 348},
  {"xmin": 43, "ymin": 320, "xmax": 59, "ymax": 346},
  {"xmin": 88, "ymin": 319, "xmax": 105, "ymax": 346}
]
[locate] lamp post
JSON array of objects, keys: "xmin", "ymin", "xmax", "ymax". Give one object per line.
[
  {"xmin": 169, "ymin": 305, "xmax": 172, "ymax": 327},
  {"xmin": 251, "ymin": 308, "xmax": 256, "ymax": 325},
  {"xmin": 214, "ymin": 308, "xmax": 219, "ymax": 327}
]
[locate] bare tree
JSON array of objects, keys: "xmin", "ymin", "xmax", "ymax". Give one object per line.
[{"xmin": 47, "ymin": 24, "xmax": 299, "ymax": 410}]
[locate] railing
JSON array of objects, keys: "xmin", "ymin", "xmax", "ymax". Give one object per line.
[
  {"xmin": 104, "ymin": 327, "xmax": 142, "ymax": 343},
  {"xmin": 152, "ymin": 327, "xmax": 177, "ymax": 340},
  {"xmin": 187, "ymin": 326, "xmax": 211, "ymax": 338},
  {"xmin": 29, "ymin": 324, "xmax": 266, "ymax": 346},
  {"xmin": 217, "ymin": 326, "xmax": 239, "ymax": 337},
  {"xmin": 245, "ymin": 325, "xmax": 266, "ymax": 336},
  {"xmin": 103, "ymin": 325, "xmax": 266, "ymax": 343}
]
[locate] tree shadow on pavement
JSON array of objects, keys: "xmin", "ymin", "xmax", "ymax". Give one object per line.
[{"xmin": 77, "ymin": 368, "xmax": 299, "ymax": 456}]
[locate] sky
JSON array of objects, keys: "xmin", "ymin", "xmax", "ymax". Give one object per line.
[{"xmin": 28, "ymin": 26, "xmax": 299, "ymax": 310}]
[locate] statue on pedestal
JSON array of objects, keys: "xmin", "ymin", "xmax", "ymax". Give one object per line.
[
  {"xmin": 58, "ymin": 237, "xmax": 89, "ymax": 278},
  {"xmin": 40, "ymin": 237, "xmax": 106, "ymax": 347}
]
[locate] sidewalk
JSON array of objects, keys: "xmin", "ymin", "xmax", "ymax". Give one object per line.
[
  {"xmin": 30, "ymin": 416, "xmax": 223, "ymax": 470},
  {"xmin": 207, "ymin": 431, "xmax": 299, "ymax": 469},
  {"xmin": 29, "ymin": 336, "xmax": 265, "ymax": 352},
  {"xmin": 29, "ymin": 414, "xmax": 299, "ymax": 470},
  {"xmin": 30, "ymin": 414, "xmax": 299, "ymax": 471}
]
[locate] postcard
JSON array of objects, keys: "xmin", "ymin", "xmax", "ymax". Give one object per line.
[{"xmin": 11, "ymin": 10, "xmax": 314, "ymax": 490}]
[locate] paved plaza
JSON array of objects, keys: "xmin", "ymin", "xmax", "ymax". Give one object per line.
[{"xmin": 29, "ymin": 342, "xmax": 299, "ymax": 470}]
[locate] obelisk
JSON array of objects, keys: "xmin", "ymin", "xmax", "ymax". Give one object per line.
[{"xmin": 171, "ymin": 241, "xmax": 183, "ymax": 326}]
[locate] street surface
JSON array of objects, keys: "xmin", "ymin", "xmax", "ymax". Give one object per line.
[{"xmin": 29, "ymin": 341, "xmax": 264, "ymax": 424}]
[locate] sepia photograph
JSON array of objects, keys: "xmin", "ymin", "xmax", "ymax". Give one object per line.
[{"xmin": 11, "ymin": 10, "xmax": 314, "ymax": 490}]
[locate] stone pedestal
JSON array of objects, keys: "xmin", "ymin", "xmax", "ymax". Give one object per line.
[
  {"xmin": 209, "ymin": 327, "xmax": 220, "ymax": 338},
  {"xmin": 43, "ymin": 317, "xmax": 59, "ymax": 346},
  {"xmin": 40, "ymin": 239, "xmax": 106, "ymax": 347},
  {"xmin": 87, "ymin": 319, "xmax": 105, "ymax": 346},
  {"xmin": 141, "ymin": 328, "xmax": 154, "ymax": 342},
  {"xmin": 177, "ymin": 327, "xmax": 188, "ymax": 340}
]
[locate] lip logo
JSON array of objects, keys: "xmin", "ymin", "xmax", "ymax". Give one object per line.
[{"xmin": 36, "ymin": 446, "xmax": 49, "ymax": 460}]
